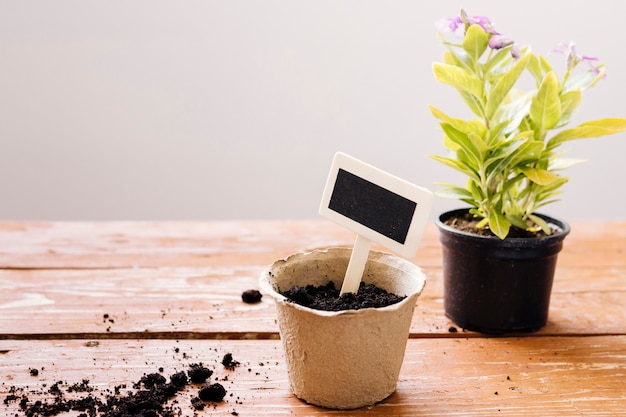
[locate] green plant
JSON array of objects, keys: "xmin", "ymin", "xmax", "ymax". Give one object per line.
[{"xmin": 430, "ymin": 9, "xmax": 626, "ymax": 239}]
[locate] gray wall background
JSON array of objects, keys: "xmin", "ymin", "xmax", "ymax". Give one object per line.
[{"xmin": 1, "ymin": 1, "xmax": 625, "ymax": 221}]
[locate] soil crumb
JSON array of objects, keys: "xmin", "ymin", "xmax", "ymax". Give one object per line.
[
  {"xmin": 241, "ymin": 289, "xmax": 263, "ymax": 304},
  {"xmin": 222, "ymin": 353, "xmax": 240, "ymax": 370},
  {"xmin": 198, "ymin": 383, "xmax": 226, "ymax": 402},
  {"xmin": 187, "ymin": 363, "xmax": 213, "ymax": 383}
]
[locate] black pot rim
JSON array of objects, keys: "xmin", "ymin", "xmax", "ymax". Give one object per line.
[{"xmin": 435, "ymin": 208, "xmax": 570, "ymax": 250}]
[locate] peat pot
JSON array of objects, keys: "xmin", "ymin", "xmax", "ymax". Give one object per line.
[
  {"xmin": 435, "ymin": 209, "xmax": 570, "ymax": 334},
  {"xmin": 259, "ymin": 247, "xmax": 426, "ymax": 409}
]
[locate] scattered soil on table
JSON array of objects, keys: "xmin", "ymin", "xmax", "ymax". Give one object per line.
[
  {"xmin": 281, "ymin": 281, "xmax": 406, "ymax": 311},
  {"xmin": 3, "ymin": 351, "xmax": 244, "ymax": 417},
  {"xmin": 444, "ymin": 211, "xmax": 552, "ymax": 238}
]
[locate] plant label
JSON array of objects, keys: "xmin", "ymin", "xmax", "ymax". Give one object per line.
[{"xmin": 319, "ymin": 152, "xmax": 433, "ymax": 294}]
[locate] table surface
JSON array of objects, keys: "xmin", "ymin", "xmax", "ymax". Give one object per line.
[{"xmin": 1, "ymin": 220, "xmax": 625, "ymax": 416}]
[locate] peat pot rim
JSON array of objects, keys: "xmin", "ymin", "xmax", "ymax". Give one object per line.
[{"xmin": 259, "ymin": 247, "xmax": 426, "ymax": 317}]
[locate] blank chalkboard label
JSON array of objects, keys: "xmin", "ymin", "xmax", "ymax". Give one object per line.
[
  {"xmin": 329, "ymin": 169, "xmax": 416, "ymax": 244},
  {"xmin": 320, "ymin": 152, "xmax": 432, "ymax": 260}
]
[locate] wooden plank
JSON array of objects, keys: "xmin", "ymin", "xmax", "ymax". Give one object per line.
[
  {"xmin": 1, "ymin": 220, "xmax": 625, "ymax": 338},
  {"xmin": 1, "ymin": 220, "xmax": 625, "ymax": 269},
  {"xmin": 1, "ymin": 337, "xmax": 625, "ymax": 416},
  {"xmin": 1, "ymin": 265, "xmax": 625, "ymax": 338},
  {"xmin": 0, "ymin": 221, "xmax": 358, "ymax": 269}
]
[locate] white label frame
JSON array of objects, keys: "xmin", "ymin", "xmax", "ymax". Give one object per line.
[{"xmin": 319, "ymin": 152, "xmax": 433, "ymax": 260}]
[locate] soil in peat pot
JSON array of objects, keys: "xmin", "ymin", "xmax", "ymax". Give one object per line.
[
  {"xmin": 281, "ymin": 281, "xmax": 406, "ymax": 311},
  {"xmin": 444, "ymin": 211, "xmax": 552, "ymax": 238}
]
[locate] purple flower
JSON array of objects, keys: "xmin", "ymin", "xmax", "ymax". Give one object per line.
[
  {"xmin": 510, "ymin": 45, "xmax": 521, "ymax": 59},
  {"xmin": 436, "ymin": 10, "xmax": 519, "ymax": 58},
  {"xmin": 435, "ymin": 16, "xmax": 465, "ymax": 37},
  {"xmin": 464, "ymin": 14, "xmax": 498, "ymax": 35},
  {"xmin": 551, "ymin": 42, "xmax": 605, "ymax": 77},
  {"xmin": 488, "ymin": 34, "xmax": 514, "ymax": 50},
  {"xmin": 488, "ymin": 34, "xmax": 520, "ymax": 58},
  {"xmin": 435, "ymin": 12, "xmax": 497, "ymax": 37}
]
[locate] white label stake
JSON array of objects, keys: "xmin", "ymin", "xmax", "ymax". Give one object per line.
[
  {"xmin": 319, "ymin": 152, "xmax": 433, "ymax": 295},
  {"xmin": 341, "ymin": 234, "xmax": 372, "ymax": 295}
]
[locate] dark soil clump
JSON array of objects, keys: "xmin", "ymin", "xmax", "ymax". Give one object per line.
[
  {"xmin": 197, "ymin": 383, "xmax": 226, "ymax": 402},
  {"xmin": 187, "ymin": 363, "xmax": 213, "ymax": 383},
  {"xmin": 241, "ymin": 289, "xmax": 262, "ymax": 303},
  {"xmin": 282, "ymin": 281, "xmax": 406, "ymax": 311},
  {"xmin": 169, "ymin": 371, "xmax": 188, "ymax": 388},
  {"xmin": 222, "ymin": 353, "xmax": 240, "ymax": 370},
  {"xmin": 190, "ymin": 396, "xmax": 205, "ymax": 410},
  {"xmin": 136, "ymin": 372, "xmax": 166, "ymax": 388}
]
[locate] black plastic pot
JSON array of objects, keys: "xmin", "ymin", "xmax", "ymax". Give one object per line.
[{"xmin": 435, "ymin": 209, "xmax": 570, "ymax": 334}]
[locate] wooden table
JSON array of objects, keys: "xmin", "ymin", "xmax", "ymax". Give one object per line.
[{"xmin": 1, "ymin": 220, "xmax": 625, "ymax": 416}]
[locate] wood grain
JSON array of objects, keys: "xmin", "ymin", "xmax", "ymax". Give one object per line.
[
  {"xmin": 1, "ymin": 264, "xmax": 625, "ymax": 338},
  {"xmin": 1, "ymin": 338, "xmax": 625, "ymax": 416},
  {"xmin": 1, "ymin": 220, "xmax": 625, "ymax": 415},
  {"xmin": 1, "ymin": 221, "xmax": 626, "ymax": 339},
  {"xmin": 1, "ymin": 220, "xmax": 624, "ymax": 269}
]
